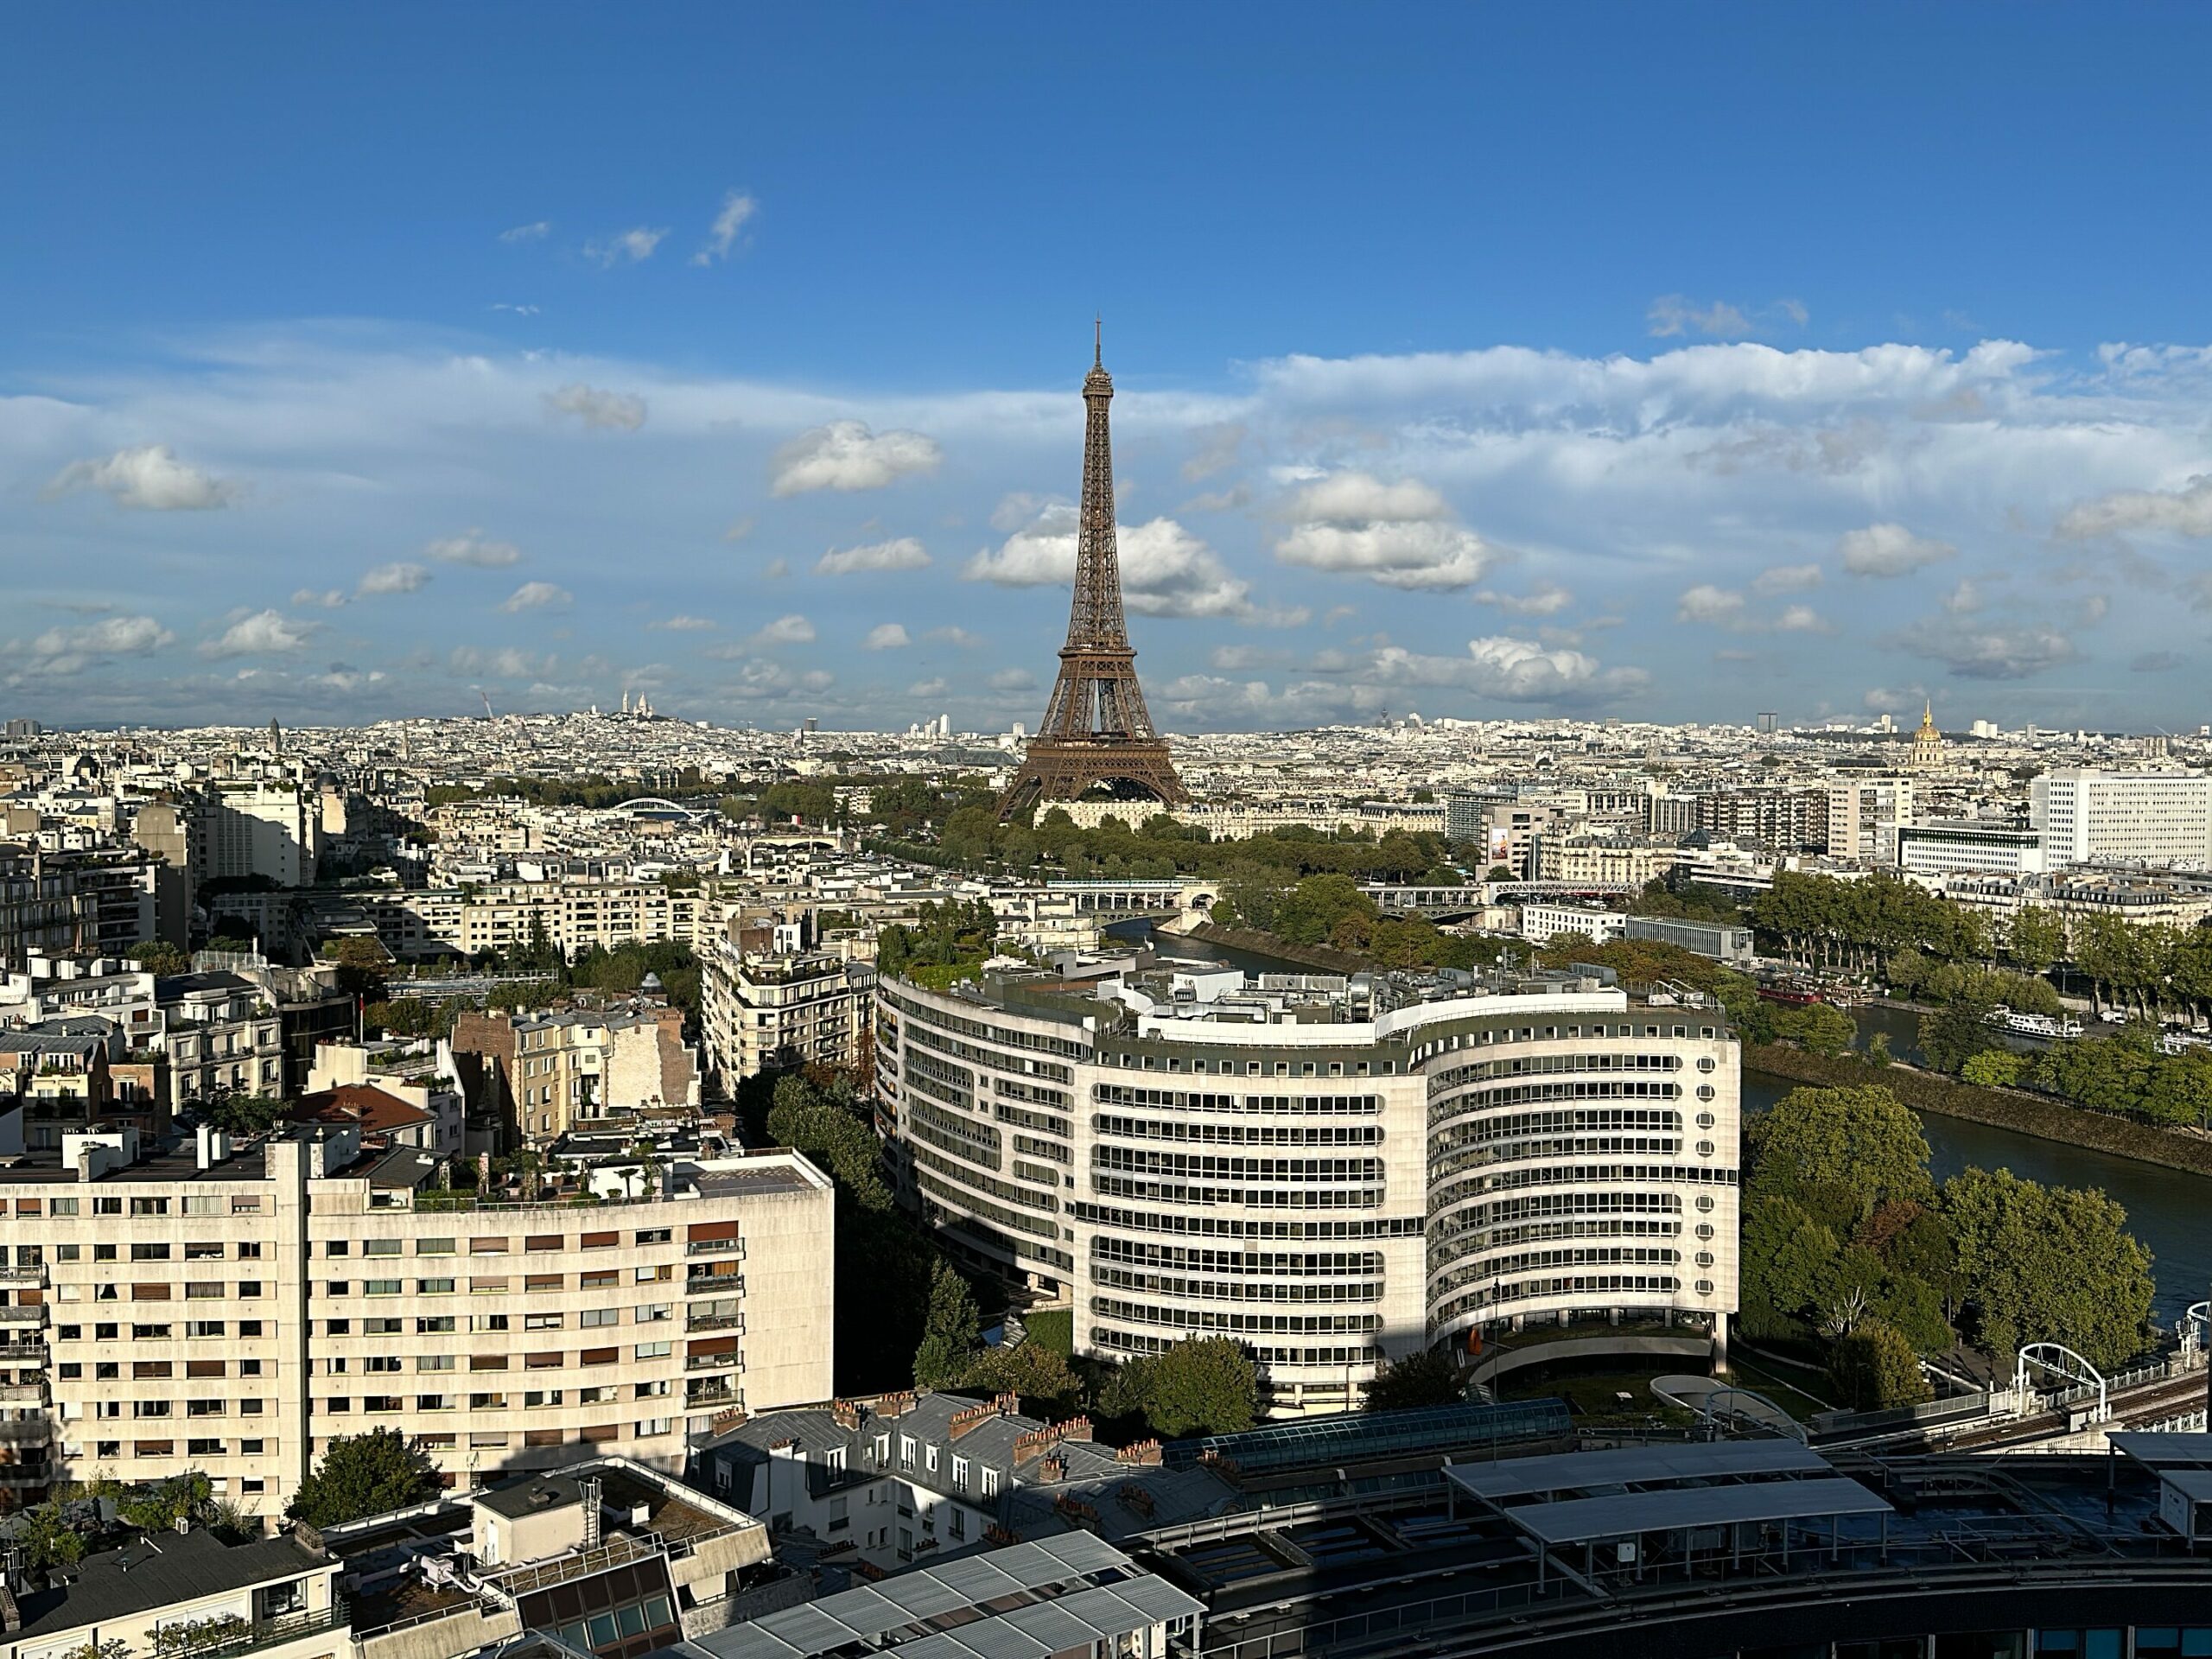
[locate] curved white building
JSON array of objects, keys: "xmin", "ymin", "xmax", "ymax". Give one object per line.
[{"xmin": 875, "ymin": 961, "xmax": 1738, "ymax": 1414}]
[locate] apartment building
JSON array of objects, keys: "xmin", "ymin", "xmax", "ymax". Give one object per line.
[
  {"xmin": 1824, "ymin": 779, "xmax": 1915, "ymax": 863},
  {"xmin": 1540, "ymin": 836, "xmax": 1684, "ymax": 887},
  {"xmin": 203, "ymin": 781, "xmax": 321, "ymax": 887},
  {"xmin": 453, "ymin": 1003, "xmax": 700, "ymax": 1145},
  {"xmin": 700, "ymin": 943, "xmax": 874, "ymax": 1091},
  {"xmin": 2031, "ymin": 770, "xmax": 2212, "ymax": 868},
  {"xmin": 0, "ymin": 1119, "xmax": 834, "ymax": 1515},
  {"xmin": 876, "ymin": 963, "xmax": 1738, "ymax": 1414},
  {"xmin": 1515, "ymin": 900, "xmax": 1627, "ymax": 947}
]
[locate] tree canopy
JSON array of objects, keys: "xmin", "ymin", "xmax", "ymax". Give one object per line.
[{"xmin": 286, "ymin": 1429, "xmax": 441, "ymax": 1527}]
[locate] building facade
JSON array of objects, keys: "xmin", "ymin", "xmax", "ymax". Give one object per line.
[
  {"xmin": 2031, "ymin": 769, "xmax": 2212, "ymax": 868},
  {"xmin": 874, "ymin": 965, "xmax": 1738, "ymax": 1414},
  {"xmin": 700, "ymin": 943, "xmax": 873, "ymax": 1092},
  {"xmin": 0, "ymin": 1122, "xmax": 834, "ymax": 1515},
  {"xmin": 1897, "ymin": 821, "xmax": 2047, "ymax": 879}
]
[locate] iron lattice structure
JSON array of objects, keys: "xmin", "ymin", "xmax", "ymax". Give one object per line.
[{"xmin": 997, "ymin": 332, "xmax": 1190, "ymax": 819}]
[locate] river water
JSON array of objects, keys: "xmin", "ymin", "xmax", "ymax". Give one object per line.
[
  {"xmin": 1745, "ymin": 1001, "xmax": 2209, "ymax": 1325},
  {"xmin": 1111, "ymin": 923, "xmax": 2210, "ymax": 1325}
]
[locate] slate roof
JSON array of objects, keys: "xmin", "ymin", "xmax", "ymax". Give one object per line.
[{"xmin": 13, "ymin": 1529, "xmax": 327, "ymax": 1640}]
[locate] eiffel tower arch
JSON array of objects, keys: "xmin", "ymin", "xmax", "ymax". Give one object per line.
[{"xmin": 997, "ymin": 329, "xmax": 1191, "ymax": 821}]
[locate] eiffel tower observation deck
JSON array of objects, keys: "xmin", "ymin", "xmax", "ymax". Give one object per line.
[{"xmin": 996, "ymin": 327, "xmax": 1191, "ymax": 820}]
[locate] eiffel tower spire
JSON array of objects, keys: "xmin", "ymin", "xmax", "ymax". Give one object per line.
[{"xmin": 996, "ymin": 330, "xmax": 1189, "ymax": 819}]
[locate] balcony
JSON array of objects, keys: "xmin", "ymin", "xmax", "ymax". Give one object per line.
[
  {"xmin": 684, "ymin": 1273, "xmax": 744, "ymax": 1297},
  {"xmin": 683, "ymin": 1378, "xmax": 740, "ymax": 1407},
  {"xmin": 685, "ymin": 1312, "xmax": 744, "ymax": 1333},
  {"xmin": 0, "ymin": 1418, "xmax": 52, "ymax": 1444},
  {"xmin": 683, "ymin": 1352, "xmax": 743, "ymax": 1374},
  {"xmin": 0, "ymin": 1306, "xmax": 47, "ymax": 1326},
  {"xmin": 684, "ymin": 1238, "xmax": 743, "ymax": 1256}
]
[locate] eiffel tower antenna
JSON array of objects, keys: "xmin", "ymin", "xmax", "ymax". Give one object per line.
[{"xmin": 996, "ymin": 329, "xmax": 1189, "ymax": 819}]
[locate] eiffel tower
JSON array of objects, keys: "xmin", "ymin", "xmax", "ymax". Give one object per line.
[{"xmin": 997, "ymin": 327, "xmax": 1191, "ymax": 819}]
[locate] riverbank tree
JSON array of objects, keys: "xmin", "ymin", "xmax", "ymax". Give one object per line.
[{"xmin": 1740, "ymin": 1084, "xmax": 2154, "ymax": 1384}]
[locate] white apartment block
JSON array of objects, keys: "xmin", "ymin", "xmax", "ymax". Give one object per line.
[
  {"xmin": 2, "ymin": 1120, "xmax": 834, "ymax": 1516},
  {"xmin": 876, "ymin": 966, "xmax": 1738, "ymax": 1414},
  {"xmin": 204, "ymin": 782, "xmax": 321, "ymax": 887},
  {"xmin": 1516, "ymin": 901, "xmax": 1628, "ymax": 947},
  {"xmin": 2031, "ymin": 770, "xmax": 2212, "ymax": 868},
  {"xmin": 354, "ymin": 880, "xmax": 709, "ymax": 962},
  {"xmin": 1896, "ymin": 821, "xmax": 2048, "ymax": 880},
  {"xmin": 1825, "ymin": 779, "xmax": 1915, "ymax": 863},
  {"xmin": 700, "ymin": 943, "xmax": 874, "ymax": 1090}
]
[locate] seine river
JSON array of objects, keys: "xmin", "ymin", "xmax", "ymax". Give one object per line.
[{"xmin": 1112, "ymin": 923, "xmax": 2210, "ymax": 1325}]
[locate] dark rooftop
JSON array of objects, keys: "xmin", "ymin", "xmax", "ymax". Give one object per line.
[{"xmin": 15, "ymin": 1528, "xmax": 326, "ymax": 1640}]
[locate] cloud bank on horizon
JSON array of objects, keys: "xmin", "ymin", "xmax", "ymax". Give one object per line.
[{"xmin": 8, "ymin": 325, "xmax": 2212, "ymax": 731}]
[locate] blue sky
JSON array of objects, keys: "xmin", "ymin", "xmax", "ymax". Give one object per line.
[{"xmin": 6, "ymin": 4, "xmax": 2212, "ymax": 731}]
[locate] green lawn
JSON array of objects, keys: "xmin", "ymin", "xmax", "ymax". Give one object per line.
[
  {"xmin": 1721, "ymin": 1351, "xmax": 1837, "ymax": 1421},
  {"xmin": 1022, "ymin": 1307, "xmax": 1073, "ymax": 1355}
]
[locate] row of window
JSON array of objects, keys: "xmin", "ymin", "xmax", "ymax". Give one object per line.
[
  {"xmin": 1093, "ymin": 1086, "xmax": 1382, "ymax": 1115},
  {"xmin": 1068, "ymin": 1202, "xmax": 1423, "ymax": 1242},
  {"xmin": 1429, "ymin": 1135, "xmax": 1683, "ymax": 1185},
  {"xmin": 1427, "ymin": 1051, "xmax": 1685, "ymax": 1091},
  {"xmin": 1094, "ymin": 1147, "xmax": 1384, "ymax": 1183},
  {"xmin": 1091, "ymin": 1267, "xmax": 1384, "ymax": 1305},
  {"xmin": 1091, "ymin": 1116, "xmax": 1382, "ymax": 1148},
  {"xmin": 1092, "ymin": 1297, "xmax": 1381, "ymax": 1336},
  {"xmin": 1428, "ymin": 1162, "xmax": 1737, "ymax": 1215},
  {"xmin": 1090, "ymin": 1325, "xmax": 1381, "ymax": 1369},
  {"xmin": 1091, "ymin": 1177, "xmax": 1385, "ymax": 1211},
  {"xmin": 1092, "ymin": 1238, "xmax": 1385, "ymax": 1275}
]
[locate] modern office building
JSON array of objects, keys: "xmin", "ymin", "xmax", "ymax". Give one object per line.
[
  {"xmin": 1621, "ymin": 914, "xmax": 1756, "ymax": 966},
  {"xmin": 2031, "ymin": 769, "xmax": 2212, "ymax": 868},
  {"xmin": 1897, "ymin": 820, "xmax": 2048, "ymax": 878},
  {"xmin": 875, "ymin": 962, "xmax": 1738, "ymax": 1413},
  {"xmin": 0, "ymin": 1117, "xmax": 835, "ymax": 1514}
]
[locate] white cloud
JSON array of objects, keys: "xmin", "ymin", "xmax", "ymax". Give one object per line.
[
  {"xmin": 1900, "ymin": 619, "xmax": 2076, "ymax": 679},
  {"xmin": 988, "ymin": 667, "xmax": 1036, "ymax": 692},
  {"xmin": 23, "ymin": 614, "xmax": 175, "ymax": 677},
  {"xmin": 722, "ymin": 518, "xmax": 756, "ymax": 543},
  {"xmin": 1752, "ymin": 563, "xmax": 1823, "ymax": 595},
  {"xmin": 742, "ymin": 613, "xmax": 815, "ymax": 648},
  {"xmin": 426, "ymin": 531, "xmax": 522, "ymax": 567},
  {"xmin": 292, "ymin": 588, "xmax": 347, "ymax": 609},
  {"xmin": 927, "ymin": 626, "xmax": 985, "ymax": 648},
  {"xmin": 1183, "ymin": 423, "xmax": 1245, "ymax": 481},
  {"xmin": 862, "ymin": 623, "xmax": 911, "ymax": 651},
  {"xmin": 991, "ymin": 492, "xmax": 1064, "ymax": 532},
  {"xmin": 964, "ymin": 509, "xmax": 1262, "ymax": 620},
  {"xmin": 2055, "ymin": 474, "xmax": 2212, "ymax": 540},
  {"xmin": 1839, "ymin": 523, "xmax": 1956, "ymax": 577},
  {"xmin": 692, "ymin": 191, "xmax": 758, "ymax": 265},
  {"xmin": 1285, "ymin": 471, "xmax": 1451, "ymax": 524},
  {"xmin": 907, "ymin": 677, "xmax": 950, "ymax": 699},
  {"xmin": 772, "ymin": 420, "xmax": 942, "ymax": 496},
  {"xmin": 817, "ymin": 537, "xmax": 931, "ymax": 576},
  {"xmin": 358, "ymin": 562, "xmax": 429, "ymax": 596},
  {"xmin": 451, "ymin": 645, "xmax": 556, "ymax": 680},
  {"xmin": 44, "ymin": 444, "xmax": 238, "ymax": 510},
  {"xmin": 1776, "ymin": 604, "xmax": 1832, "ymax": 633},
  {"xmin": 1273, "ymin": 469, "xmax": 1497, "ymax": 591},
  {"xmin": 1647, "ymin": 296, "xmax": 1752, "ymax": 339},
  {"xmin": 651, "ymin": 614, "xmax": 718, "ymax": 632},
  {"xmin": 1676, "ymin": 584, "xmax": 1750, "ymax": 626},
  {"xmin": 1475, "ymin": 581, "xmax": 1573, "ymax": 616},
  {"xmin": 201, "ymin": 610, "xmax": 314, "ymax": 658},
  {"xmin": 760, "ymin": 557, "xmax": 790, "ymax": 580},
  {"xmin": 584, "ymin": 226, "xmax": 666, "ymax": 266},
  {"xmin": 543, "ymin": 383, "xmax": 647, "ymax": 431},
  {"xmin": 500, "ymin": 221, "xmax": 551, "ymax": 243},
  {"xmin": 499, "ymin": 581, "xmax": 572, "ymax": 613}
]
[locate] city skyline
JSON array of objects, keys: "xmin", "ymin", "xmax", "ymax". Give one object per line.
[{"xmin": 9, "ymin": 6, "xmax": 2212, "ymax": 732}]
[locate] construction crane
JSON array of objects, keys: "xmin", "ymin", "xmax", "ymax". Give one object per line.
[{"xmin": 479, "ymin": 689, "xmax": 496, "ymax": 720}]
